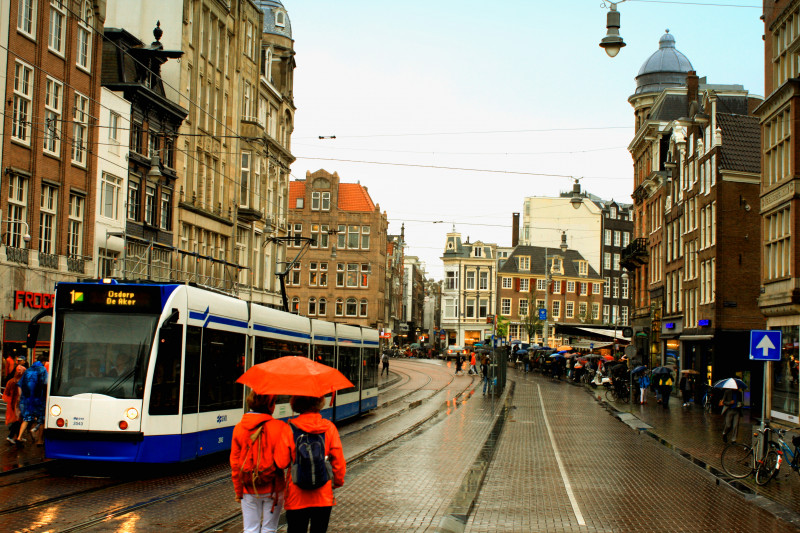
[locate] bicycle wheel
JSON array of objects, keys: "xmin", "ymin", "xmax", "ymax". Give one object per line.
[
  {"xmin": 605, "ymin": 388, "xmax": 615, "ymax": 403},
  {"xmin": 721, "ymin": 442, "xmax": 754, "ymax": 478},
  {"xmin": 755, "ymin": 448, "xmax": 781, "ymax": 485}
]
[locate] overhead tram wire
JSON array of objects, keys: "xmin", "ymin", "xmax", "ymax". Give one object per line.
[{"xmin": 293, "ymin": 125, "xmax": 632, "ymax": 140}]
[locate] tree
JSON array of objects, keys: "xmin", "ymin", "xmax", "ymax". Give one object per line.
[
  {"xmin": 496, "ymin": 314, "xmax": 510, "ymax": 338},
  {"xmin": 520, "ymin": 294, "xmax": 544, "ymax": 342}
]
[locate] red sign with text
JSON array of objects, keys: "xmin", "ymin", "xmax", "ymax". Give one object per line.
[{"xmin": 14, "ymin": 290, "xmax": 55, "ymax": 310}]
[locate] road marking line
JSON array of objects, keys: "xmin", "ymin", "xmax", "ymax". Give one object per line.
[{"xmin": 537, "ymin": 384, "xmax": 586, "ymax": 526}]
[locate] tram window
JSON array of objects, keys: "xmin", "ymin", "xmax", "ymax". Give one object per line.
[
  {"xmin": 199, "ymin": 328, "xmax": 245, "ymax": 412},
  {"xmin": 337, "ymin": 346, "xmax": 359, "ymax": 393},
  {"xmin": 314, "ymin": 344, "xmax": 335, "ymax": 368},
  {"xmin": 149, "ymin": 324, "xmax": 183, "ymax": 415},
  {"xmin": 362, "ymin": 347, "xmax": 378, "ymax": 390},
  {"xmin": 183, "ymin": 326, "xmax": 202, "ymax": 415},
  {"xmin": 254, "ymin": 337, "xmax": 309, "ymax": 364}
]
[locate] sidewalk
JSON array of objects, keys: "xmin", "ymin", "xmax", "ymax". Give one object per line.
[{"xmin": 600, "ymin": 382, "xmax": 800, "ymax": 524}]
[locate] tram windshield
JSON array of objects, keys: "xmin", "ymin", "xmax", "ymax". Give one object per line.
[{"xmin": 50, "ymin": 312, "xmax": 158, "ymax": 399}]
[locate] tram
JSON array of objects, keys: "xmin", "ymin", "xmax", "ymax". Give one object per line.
[{"xmin": 43, "ymin": 280, "xmax": 379, "ymax": 463}]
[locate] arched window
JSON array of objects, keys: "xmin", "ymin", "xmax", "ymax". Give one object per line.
[
  {"xmin": 335, "ymin": 298, "xmax": 343, "ymax": 316},
  {"xmin": 318, "ymin": 298, "xmax": 327, "ymax": 316},
  {"xmin": 308, "ymin": 297, "xmax": 316, "ymax": 316},
  {"xmin": 359, "ymin": 299, "xmax": 368, "ymax": 317},
  {"xmin": 345, "ymin": 298, "xmax": 357, "ymax": 317},
  {"xmin": 291, "ymin": 297, "xmax": 299, "ymax": 314}
]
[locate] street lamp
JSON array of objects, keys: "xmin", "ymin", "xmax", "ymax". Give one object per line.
[
  {"xmin": 1, "ymin": 219, "xmax": 31, "ymax": 246},
  {"xmin": 599, "ymin": 2, "xmax": 627, "ymax": 57},
  {"xmin": 570, "ymin": 178, "xmax": 583, "ymax": 210}
]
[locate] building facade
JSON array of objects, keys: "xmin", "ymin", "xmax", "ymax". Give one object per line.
[
  {"xmin": 384, "ymin": 233, "xmax": 404, "ymax": 344},
  {"xmin": 1, "ymin": 0, "xmax": 106, "ymax": 360},
  {"xmin": 286, "ymin": 169, "xmax": 388, "ymax": 330},
  {"xmin": 758, "ymin": 1, "xmax": 800, "ymax": 424},
  {"xmin": 440, "ymin": 232, "xmax": 498, "ymax": 348},
  {"xmin": 599, "ymin": 201, "xmax": 633, "ymax": 328},
  {"xmin": 498, "ymin": 243, "xmax": 604, "ymax": 347}
]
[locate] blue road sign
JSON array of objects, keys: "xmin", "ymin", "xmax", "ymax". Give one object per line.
[
  {"xmin": 750, "ymin": 330, "xmax": 782, "ymax": 361},
  {"xmin": 538, "ymin": 308, "xmax": 547, "ymax": 320}
]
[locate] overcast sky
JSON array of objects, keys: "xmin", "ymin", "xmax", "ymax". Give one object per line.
[{"xmin": 284, "ymin": 0, "xmax": 764, "ymax": 280}]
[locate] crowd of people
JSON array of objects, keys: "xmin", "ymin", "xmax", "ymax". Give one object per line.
[{"xmin": 3, "ymin": 352, "xmax": 49, "ymax": 448}]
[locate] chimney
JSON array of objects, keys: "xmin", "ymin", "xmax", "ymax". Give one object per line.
[
  {"xmin": 512, "ymin": 213, "xmax": 520, "ymax": 247},
  {"xmin": 686, "ymin": 70, "xmax": 699, "ymax": 109}
]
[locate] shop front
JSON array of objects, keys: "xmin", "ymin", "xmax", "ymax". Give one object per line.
[
  {"xmin": 2, "ymin": 288, "xmax": 56, "ymax": 364},
  {"xmin": 770, "ymin": 324, "xmax": 799, "ymax": 424}
]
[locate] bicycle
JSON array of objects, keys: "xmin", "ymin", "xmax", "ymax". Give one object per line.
[
  {"xmin": 720, "ymin": 427, "xmax": 771, "ymax": 479},
  {"xmin": 754, "ymin": 425, "xmax": 800, "ymax": 486},
  {"xmin": 604, "ymin": 382, "xmax": 630, "ymax": 403}
]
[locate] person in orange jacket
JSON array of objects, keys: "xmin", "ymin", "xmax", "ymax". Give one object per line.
[
  {"xmin": 230, "ymin": 392, "xmax": 291, "ymax": 533},
  {"xmin": 3, "ymin": 365, "xmax": 25, "ymax": 444},
  {"xmin": 282, "ymin": 395, "xmax": 345, "ymax": 533}
]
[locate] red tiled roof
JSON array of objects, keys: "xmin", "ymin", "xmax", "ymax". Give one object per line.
[
  {"xmin": 289, "ymin": 181, "xmax": 305, "ymax": 207},
  {"xmin": 338, "ymin": 183, "xmax": 375, "ymax": 212}
]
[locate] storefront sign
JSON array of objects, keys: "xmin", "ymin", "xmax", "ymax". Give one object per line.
[
  {"xmin": 698, "ymin": 319, "xmax": 711, "ymax": 327},
  {"xmin": 665, "ymin": 322, "xmax": 675, "ymax": 329},
  {"xmin": 14, "ymin": 291, "xmax": 55, "ymax": 310}
]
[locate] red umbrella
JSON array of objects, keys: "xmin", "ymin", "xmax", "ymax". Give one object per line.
[
  {"xmin": 602, "ymin": 354, "xmax": 614, "ymax": 361},
  {"xmin": 237, "ymin": 356, "xmax": 354, "ymax": 397}
]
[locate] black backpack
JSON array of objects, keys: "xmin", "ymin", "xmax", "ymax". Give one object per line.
[{"xmin": 289, "ymin": 422, "xmax": 333, "ymax": 490}]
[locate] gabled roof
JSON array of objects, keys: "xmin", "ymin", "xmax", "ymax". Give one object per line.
[
  {"xmin": 716, "ymin": 113, "xmax": 761, "ymax": 174},
  {"xmin": 288, "ymin": 181, "xmax": 304, "ymax": 207},
  {"xmin": 288, "ymin": 180, "xmax": 376, "ymax": 212},
  {"xmin": 499, "ymin": 246, "xmax": 602, "ymax": 279}
]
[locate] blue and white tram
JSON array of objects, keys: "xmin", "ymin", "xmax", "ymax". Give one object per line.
[{"xmin": 44, "ymin": 280, "xmax": 379, "ymax": 462}]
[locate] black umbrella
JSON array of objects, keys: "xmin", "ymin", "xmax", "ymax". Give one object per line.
[{"xmin": 651, "ymin": 366, "xmax": 673, "ymax": 375}]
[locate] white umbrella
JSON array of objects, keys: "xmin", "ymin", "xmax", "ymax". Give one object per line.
[{"xmin": 712, "ymin": 378, "xmax": 747, "ymax": 390}]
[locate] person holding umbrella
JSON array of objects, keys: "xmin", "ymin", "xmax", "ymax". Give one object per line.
[{"xmin": 716, "ymin": 378, "xmax": 746, "ymax": 443}]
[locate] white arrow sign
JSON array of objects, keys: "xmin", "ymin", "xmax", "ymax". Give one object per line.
[{"xmin": 756, "ymin": 334, "xmax": 776, "ymax": 358}]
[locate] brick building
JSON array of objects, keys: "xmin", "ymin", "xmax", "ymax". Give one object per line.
[
  {"xmin": 286, "ymin": 170, "xmax": 388, "ymax": 330},
  {"xmin": 0, "ymin": 0, "xmax": 105, "ymax": 360},
  {"xmin": 758, "ymin": 1, "xmax": 800, "ymax": 424}
]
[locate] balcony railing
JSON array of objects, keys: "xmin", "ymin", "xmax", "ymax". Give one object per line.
[
  {"xmin": 6, "ymin": 246, "xmax": 29, "ymax": 265},
  {"xmin": 621, "ymin": 238, "xmax": 648, "ymax": 270},
  {"xmin": 67, "ymin": 256, "xmax": 85, "ymax": 273},
  {"xmin": 38, "ymin": 251, "xmax": 59, "ymax": 269}
]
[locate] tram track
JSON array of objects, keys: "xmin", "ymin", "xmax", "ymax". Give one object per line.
[{"xmin": 0, "ymin": 361, "xmax": 478, "ymax": 532}]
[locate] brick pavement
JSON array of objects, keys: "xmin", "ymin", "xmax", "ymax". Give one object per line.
[{"xmin": 465, "ymin": 369, "xmax": 800, "ymax": 532}]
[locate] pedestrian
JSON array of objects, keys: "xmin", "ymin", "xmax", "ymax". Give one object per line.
[
  {"xmin": 638, "ymin": 371, "xmax": 650, "ymax": 404},
  {"xmin": 660, "ymin": 373, "xmax": 673, "ymax": 409},
  {"xmin": 455, "ymin": 355, "xmax": 463, "ymax": 376},
  {"xmin": 283, "ymin": 395, "xmax": 346, "ymax": 533},
  {"xmin": 679, "ymin": 374, "xmax": 693, "ymax": 407},
  {"xmin": 481, "ymin": 356, "xmax": 490, "ymax": 395},
  {"xmin": 469, "ymin": 352, "xmax": 477, "ymax": 375},
  {"xmin": 3, "ymin": 365, "xmax": 25, "ymax": 445},
  {"xmin": 380, "ymin": 352, "xmax": 389, "ymax": 377},
  {"xmin": 230, "ymin": 392, "xmax": 290, "ymax": 533},
  {"xmin": 16, "ymin": 353, "xmax": 48, "ymax": 446},
  {"xmin": 721, "ymin": 388, "xmax": 743, "ymax": 443},
  {"xmin": 2, "ymin": 350, "xmax": 15, "ymax": 388}
]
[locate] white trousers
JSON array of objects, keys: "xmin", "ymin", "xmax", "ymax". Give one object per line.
[{"xmin": 241, "ymin": 492, "xmax": 284, "ymax": 533}]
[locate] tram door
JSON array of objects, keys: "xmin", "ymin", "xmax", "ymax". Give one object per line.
[{"xmin": 180, "ymin": 326, "xmax": 202, "ymax": 459}]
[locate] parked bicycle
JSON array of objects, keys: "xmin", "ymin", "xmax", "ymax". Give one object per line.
[
  {"xmin": 604, "ymin": 380, "xmax": 630, "ymax": 403},
  {"xmin": 753, "ymin": 425, "xmax": 800, "ymax": 486},
  {"xmin": 720, "ymin": 427, "xmax": 772, "ymax": 479}
]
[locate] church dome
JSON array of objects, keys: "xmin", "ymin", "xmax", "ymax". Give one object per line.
[
  {"xmin": 634, "ymin": 30, "xmax": 693, "ymax": 95},
  {"xmin": 255, "ymin": 0, "xmax": 292, "ymax": 39}
]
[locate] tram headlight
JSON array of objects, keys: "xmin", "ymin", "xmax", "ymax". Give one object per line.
[
  {"xmin": 125, "ymin": 407, "xmax": 139, "ymax": 420},
  {"xmin": 50, "ymin": 405, "xmax": 62, "ymax": 417}
]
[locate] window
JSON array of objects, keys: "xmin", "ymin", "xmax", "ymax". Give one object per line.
[
  {"xmin": 311, "ymin": 191, "xmax": 321, "ymax": 210},
  {"xmin": 765, "ymin": 207, "xmax": 791, "ymax": 280},
  {"xmin": 318, "ymin": 298, "xmax": 327, "ymax": 316},
  {"xmin": 321, "ymin": 192, "xmax": 330, "ymax": 211},
  {"xmin": 593, "ymin": 283, "xmax": 601, "ymax": 295},
  {"xmin": 613, "ymin": 277, "xmax": 619, "ymax": 298},
  {"xmin": 479, "ymin": 299, "xmax": 488, "ymax": 318},
  {"xmin": 308, "ymin": 298, "xmax": 317, "ymax": 316},
  {"xmin": 289, "ymin": 263, "xmax": 301, "ymax": 285},
  {"xmin": 613, "ymin": 254, "xmax": 620, "ymax": 270},
  {"xmin": 348, "ymin": 226, "xmax": 359, "ymax": 248},
  {"xmin": 346, "ymin": 298, "xmax": 357, "ymax": 317},
  {"xmin": 276, "ymin": 10, "xmax": 286, "ymax": 27},
  {"xmin": 130, "ymin": 121, "xmax": 143, "ymax": 154},
  {"xmin": 145, "ymin": 185, "xmax": 156, "ymax": 225},
  {"xmin": 479, "ymin": 271, "xmax": 488, "ymax": 290},
  {"xmin": 621, "ymin": 307, "xmax": 629, "ymax": 326},
  {"xmin": 43, "ymin": 77, "xmax": 62, "ymax": 154},
  {"xmin": 519, "ymin": 299, "xmax": 528, "ymax": 316},
  {"xmin": 592, "ymin": 303, "xmax": 600, "ymax": 320},
  {"xmin": 7, "ymin": 176, "xmax": 28, "ymax": 248},
  {"xmin": 604, "ymin": 229, "xmax": 611, "ymax": 245},
  {"xmin": 288, "ymin": 223, "xmax": 302, "ymax": 247},
  {"xmin": 553, "ymin": 280, "xmax": 561, "ymax": 294},
  {"xmin": 445, "ymin": 298, "xmax": 456, "ymax": 318},
  {"xmin": 12, "ymin": 61, "xmax": 33, "ymax": 143},
  {"xmin": 49, "ymin": 1, "xmax": 66, "ymax": 54},
  {"xmin": 501, "ymin": 298, "xmax": 511, "ymax": 315},
  {"xmin": 622, "ymin": 232, "xmax": 630, "ymax": 247},
  {"xmin": 128, "ymin": 179, "xmax": 140, "ymax": 221},
  {"xmin": 580, "ymin": 282, "xmax": 587, "ymax": 295},
  {"xmin": 76, "ymin": 1, "xmax": 93, "ymax": 71},
  {"xmin": 109, "ymin": 112, "xmax": 120, "ymax": 142},
  {"xmin": 552, "ymin": 301, "xmax": 560, "ymax": 319},
  {"xmin": 336, "ymin": 263, "xmax": 344, "ymax": 287},
  {"xmin": 39, "ymin": 185, "xmax": 57, "ymax": 254},
  {"xmin": 100, "ymin": 173, "xmax": 122, "ymax": 220},
  {"xmin": 465, "ymin": 298, "xmax": 475, "ymax": 318},
  {"xmin": 567, "ymin": 281, "xmax": 575, "ymax": 293},
  {"xmin": 240, "ymin": 152, "xmax": 250, "ymax": 206},
  {"xmin": 603, "ymin": 305, "xmax": 610, "ymax": 323},
  {"xmin": 502, "ymin": 277, "xmax": 512, "ymax": 289},
  {"xmin": 536, "ymin": 279, "xmax": 547, "ymax": 291},
  {"xmin": 604, "ymin": 277, "xmax": 610, "ymax": 297},
  {"xmin": 466, "ymin": 271, "xmax": 476, "ymax": 290},
  {"xmin": 291, "ymin": 297, "xmax": 299, "ymax": 314},
  {"xmin": 68, "ymin": 195, "xmax": 84, "ymax": 257},
  {"xmin": 72, "ymin": 93, "xmax": 89, "ymax": 165},
  {"xmin": 242, "ymin": 81, "xmax": 253, "ymax": 120},
  {"xmin": 361, "ymin": 226, "xmax": 370, "ymax": 249},
  {"xmin": 360, "ymin": 299, "xmax": 368, "ymax": 317},
  {"xmin": 613, "ymin": 231, "xmax": 621, "ymax": 247},
  {"xmin": 765, "ymin": 108, "xmax": 791, "ymax": 187},
  {"xmin": 518, "ymin": 256, "xmax": 530, "ymax": 270},
  {"xmin": 519, "ymin": 278, "xmax": 529, "ymax": 292},
  {"xmin": 622, "ymin": 277, "xmax": 629, "ymax": 299},
  {"xmin": 347, "ymin": 263, "xmax": 358, "ymax": 287},
  {"xmin": 536, "ymin": 299, "xmax": 545, "ymax": 311},
  {"xmin": 160, "ymin": 191, "xmax": 171, "ymax": 230},
  {"xmin": 566, "ymin": 301, "xmax": 574, "ymax": 319},
  {"xmin": 360, "ymin": 264, "xmax": 369, "ymax": 287},
  {"xmin": 445, "ymin": 271, "xmax": 458, "ymax": 290},
  {"xmin": 578, "ymin": 261, "xmax": 588, "ymax": 276},
  {"xmin": 579, "ymin": 302, "xmax": 587, "ymax": 321},
  {"xmin": 17, "ymin": 0, "xmax": 36, "ymax": 37},
  {"xmin": 603, "ymin": 253, "xmax": 611, "ymax": 270}
]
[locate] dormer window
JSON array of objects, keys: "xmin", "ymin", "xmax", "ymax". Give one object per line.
[
  {"xmin": 473, "ymin": 247, "xmax": 482, "ymax": 258},
  {"xmin": 610, "ymin": 207, "xmax": 617, "ymax": 219},
  {"xmin": 275, "ymin": 10, "xmax": 285, "ymax": 27},
  {"xmin": 518, "ymin": 256, "xmax": 530, "ymax": 271},
  {"xmin": 578, "ymin": 261, "xmax": 588, "ymax": 276},
  {"xmin": 550, "ymin": 257, "xmax": 563, "ymax": 274}
]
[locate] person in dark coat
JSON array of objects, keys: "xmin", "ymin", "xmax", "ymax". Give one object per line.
[{"xmin": 721, "ymin": 389, "xmax": 743, "ymax": 443}]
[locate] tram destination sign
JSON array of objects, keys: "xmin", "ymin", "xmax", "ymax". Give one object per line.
[{"xmin": 56, "ymin": 284, "xmax": 162, "ymax": 313}]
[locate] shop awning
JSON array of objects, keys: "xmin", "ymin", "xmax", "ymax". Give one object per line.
[
  {"xmin": 571, "ymin": 326, "xmax": 631, "ymax": 342},
  {"xmin": 679, "ymin": 334, "xmax": 714, "ymax": 340},
  {"xmin": 571, "ymin": 340, "xmax": 614, "ymax": 350}
]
